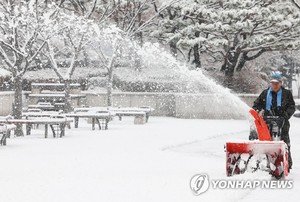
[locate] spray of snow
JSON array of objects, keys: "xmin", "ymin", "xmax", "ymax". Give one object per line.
[{"xmin": 92, "ymin": 25, "xmax": 251, "ymax": 119}]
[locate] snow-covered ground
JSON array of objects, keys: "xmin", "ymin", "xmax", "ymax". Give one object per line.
[{"xmin": 1, "ymin": 117, "xmax": 300, "ymax": 202}]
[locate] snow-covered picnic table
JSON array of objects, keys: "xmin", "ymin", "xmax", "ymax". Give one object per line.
[
  {"xmin": 65, "ymin": 111, "xmax": 112, "ymax": 130},
  {"xmin": 22, "ymin": 111, "xmax": 63, "ymax": 118},
  {"xmin": 0, "ymin": 118, "xmax": 72, "ymax": 138},
  {"xmin": 73, "ymin": 107, "xmax": 154, "ymax": 124}
]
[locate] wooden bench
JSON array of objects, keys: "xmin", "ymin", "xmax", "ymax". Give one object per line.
[{"xmin": 0, "ymin": 118, "xmax": 72, "ymax": 138}]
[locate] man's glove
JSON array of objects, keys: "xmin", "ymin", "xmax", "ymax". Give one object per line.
[
  {"xmin": 253, "ymin": 108, "xmax": 264, "ymax": 116},
  {"xmin": 278, "ymin": 107, "xmax": 290, "ymax": 120}
]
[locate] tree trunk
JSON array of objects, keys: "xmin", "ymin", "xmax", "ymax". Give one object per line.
[
  {"xmin": 235, "ymin": 53, "xmax": 246, "ymax": 72},
  {"xmin": 107, "ymin": 68, "xmax": 113, "ymax": 107},
  {"xmin": 82, "ymin": 47, "xmax": 89, "ymax": 67},
  {"xmin": 221, "ymin": 48, "xmax": 240, "ymax": 77},
  {"xmin": 193, "ymin": 31, "xmax": 201, "ymax": 69},
  {"xmin": 170, "ymin": 41, "xmax": 177, "ymax": 57},
  {"xmin": 224, "ymin": 64, "xmax": 235, "ymax": 77},
  {"xmin": 188, "ymin": 48, "xmax": 192, "ymax": 62},
  {"xmin": 223, "ymin": 74, "xmax": 234, "ymax": 89},
  {"xmin": 193, "ymin": 43, "xmax": 201, "ymax": 69},
  {"xmin": 221, "ymin": 60, "xmax": 235, "ymax": 77},
  {"xmin": 221, "ymin": 49, "xmax": 240, "ymax": 88},
  {"xmin": 106, "ymin": 51, "xmax": 116, "ymax": 107},
  {"xmin": 13, "ymin": 77, "xmax": 24, "ymax": 136},
  {"xmin": 64, "ymin": 79, "xmax": 72, "ymax": 112},
  {"xmin": 169, "ymin": 27, "xmax": 178, "ymax": 57},
  {"xmin": 133, "ymin": 48, "xmax": 142, "ymax": 71},
  {"xmin": 137, "ymin": 12, "xmax": 144, "ymax": 45}
]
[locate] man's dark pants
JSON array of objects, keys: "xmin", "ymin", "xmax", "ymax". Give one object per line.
[{"xmin": 281, "ymin": 121, "xmax": 293, "ymax": 169}]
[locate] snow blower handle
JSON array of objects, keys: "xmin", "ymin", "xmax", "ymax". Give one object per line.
[{"xmin": 249, "ymin": 109, "xmax": 272, "ymax": 141}]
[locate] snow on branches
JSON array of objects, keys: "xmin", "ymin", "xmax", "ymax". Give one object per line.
[
  {"xmin": 154, "ymin": 0, "xmax": 300, "ymax": 74},
  {"xmin": 43, "ymin": 10, "xmax": 97, "ymax": 81},
  {"xmin": 0, "ymin": 1, "xmax": 52, "ymax": 78}
]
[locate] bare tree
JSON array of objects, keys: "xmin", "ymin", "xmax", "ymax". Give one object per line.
[
  {"xmin": 43, "ymin": 11, "xmax": 96, "ymax": 112},
  {"xmin": 91, "ymin": 26, "xmax": 125, "ymax": 106},
  {"xmin": 91, "ymin": 0, "xmax": 179, "ymax": 43},
  {"xmin": 0, "ymin": 1, "xmax": 53, "ymax": 135}
]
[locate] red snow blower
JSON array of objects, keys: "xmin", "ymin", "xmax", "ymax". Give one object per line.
[{"xmin": 225, "ymin": 109, "xmax": 289, "ymax": 179}]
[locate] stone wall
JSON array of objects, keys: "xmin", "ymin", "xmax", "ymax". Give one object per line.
[
  {"xmin": 83, "ymin": 92, "xmax": 258, "ymax": 119},
  {"xmin": 0, "ymin": 92, "xmax": 14, "ymax": 116},
  {"xmin": 0, "ymin": 91, "xmax": 259, "ymax": 118}
]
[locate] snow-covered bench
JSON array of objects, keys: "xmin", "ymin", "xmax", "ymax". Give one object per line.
[
  {"xmin": 73, "ymin": 106, "xmax": 154, "ymax": 124},
  {"xmin": 109, "ymin": 107, "xmax": 154, "ymax": 124},
  {"xmin": 0, "ymin": 118, "xmax": 72, "ymax": 138},
  {"xmin": 28, "ymin": 102, "xmax": 55, "ymax": 111},
  {"xmin": 22, "ymin": 110, "xmax": 63, "ymax": 118},
  {"xmin": 0, "ymin": 124, "xmax": 16, "ymax": 146},
  {"xmin": 65, "ymin": 110, "xmax": 112, "ymax": 130},
  {"xmin": 22, "ymin": 111, "xmax": 71, "ymax": 129},
  {"xmin": 114, "ymin": 111, "xmax": 147, "ymax": 124}
]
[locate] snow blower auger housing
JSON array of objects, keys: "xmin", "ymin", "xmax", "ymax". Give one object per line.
[{"xmin": 225, "ymin": 109, "xmax": 289, "ymax": 179}]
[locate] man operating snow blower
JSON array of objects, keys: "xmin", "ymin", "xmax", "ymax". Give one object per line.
[{"xmin": 250, "ymin": 73, "xmax": 296, "ymax": 172}]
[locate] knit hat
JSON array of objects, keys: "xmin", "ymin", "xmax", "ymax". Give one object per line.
[{"xmin": 270, "ymin": 73, "xmax": 282, "ymax": 83}]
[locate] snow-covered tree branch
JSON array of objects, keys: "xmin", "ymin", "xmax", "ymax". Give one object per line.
[
  {"xmin": 152, "ymin": 0, "xmax": 300, "ymax": 77},
  {"xmin": 0, "ymin": 1, "xmax": 55, "ymax": 135},
  {"xmin": 91, "ymin": 26, "xmax": 126, "ymax": 106},
  {"xmin": 42, "ymin": 11, "xmax": 97, "ymax": 112}
]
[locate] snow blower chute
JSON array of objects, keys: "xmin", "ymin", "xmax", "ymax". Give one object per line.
[{"xmin": 225, "ymin": 109, "xmax": 289, "ymax": 179}]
